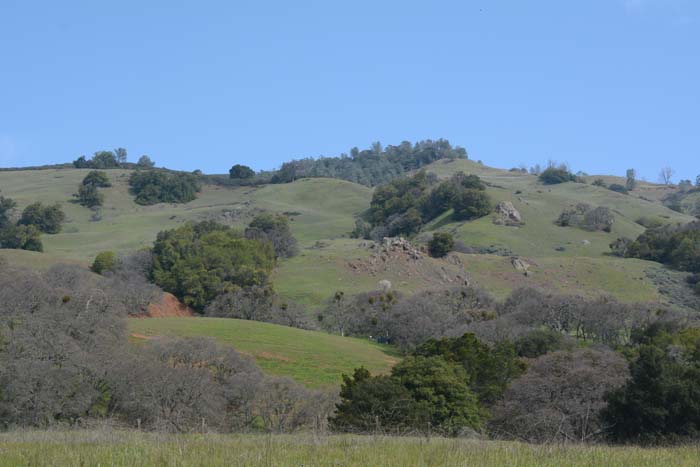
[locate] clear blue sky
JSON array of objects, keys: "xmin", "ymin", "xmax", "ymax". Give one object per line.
[{"xmin": 1, "ymin": 0, "xmax": 698, "ymax": 181}]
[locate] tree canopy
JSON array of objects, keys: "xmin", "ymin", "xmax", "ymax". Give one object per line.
[{"xmin": 150, "ymin": 221, "xmax": 275, "ymax": 311}]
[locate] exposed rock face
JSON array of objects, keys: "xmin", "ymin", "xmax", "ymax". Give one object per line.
[
  {"xmin": 494, "ymin": 201, "xmax": 523, "ymax": 225},
  {"xmin": 376, "ymin": 237, "xmax": 424, "ymax": 260},
  {"xmin": 511, "ymin": 256, "xmax": 530, "ymax": 272}
]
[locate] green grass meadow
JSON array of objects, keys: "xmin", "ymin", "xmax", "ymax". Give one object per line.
[
  {"xmin": 129, "ymin": 317, "xmax": 398, "ymax": 388},
  {"xmin": 1, "ymin": 430, "xmax": 698, "ymax": 467}
]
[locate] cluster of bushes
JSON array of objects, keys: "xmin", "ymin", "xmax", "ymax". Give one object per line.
[
  {"xmin": 269, "ymin": 139, "xmax": 467, "ymax": 187},
  {"xmin": 0, "ymin": 195, "xmax": 66, "ymax": 252},
  {"xmin": 128, "ymin": 170, "xmax": 201, "ymax": 205},
  {"xmin": 73, "ymin": 149, "xmax": 127, "ymax": 169},
  {"xmin": 592, "ymin": 178, "xmax": 629, "ymax": 194},
  {"xmin": 619, "ymin": 221, "xmax": 700, "ymax": 273},
  {"xmin": 0, "ymin": 263, "xmax": 331, "ymax": 432},
  {"xmin": 556, "ymin": 203, "xmax": 615, "ymax": 232},
  {"xmin": 354, "ymin": 171, "xmax": 491, "ymax": 239},
  {"xmin": 538, "ymin": 165, "xmax": 576, "ymax": 185},
  {"xmin": 75, "ymin": 170, "xmax": 111, "ymax": 208},
  {"xmin": 326, "ymin": 284, "xmax": 700, "ymax": 442}
]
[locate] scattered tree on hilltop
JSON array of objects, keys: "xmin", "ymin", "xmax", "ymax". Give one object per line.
[
  {"xmin": 659, "ymin": 166, "xmax": 674, "ymax": 185},
  {"xmin": 229, "ymin": 164, "xmax": 255, "ymax": 180},
  {"xmin": 270, "ymin": 139, "xmax": 467, "ymax": 187},
  {"xmin": 626, "ymin": 169, "xmax": 637, "ymax": 191}
]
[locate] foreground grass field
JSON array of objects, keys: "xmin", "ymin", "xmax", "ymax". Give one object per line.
[
  {"xmin": 129, "ymin": 317, "xmax": 398, "ymax": 388},
  {"xmin": 1, "ymin": 430, "xmax": 698, "ymax": 467}
]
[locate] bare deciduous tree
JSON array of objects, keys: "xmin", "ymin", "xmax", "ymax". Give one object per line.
[{"xmin": 659, "ymin": 166, "xmax": 674, "ymax": 185}]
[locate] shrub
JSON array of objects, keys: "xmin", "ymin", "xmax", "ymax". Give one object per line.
[
  {"xmin": 583, "ymin": 206, "xmax": 615, "ymax": 232},
  {"xmin": 91, "ymin": 251, "xmax": 119, "ymax": 275},
  {"xmin": 556, "ymin": 203, "xmax": 614, "ymax": 232},
  {"xmin": 18, "ymin": 202, "xmax": 65, "ymax": 234},
  {"xmin": 592, "ymin": 178, "xmax": 607, "ymax": 187},
  {"xmin": 244, "ymin": 213, "xmax": 298, "ymax": 259},
  {"xmin": 151, "ymin": 221, "xmax": 275, "ymax": 311},
  {"xmin": 129, "ymin": 170, "xmax": 201, "ymax": 205},
  {"xmin": 608, "ymin": 183, "xmax": 629, "ymax": 194},
  {"xmin": 453, "ymin": 189, "xmax": 491, "ymax": 221},
  {"xmin": 428, "ymin": 232, "xmax": 454, "ymax": 258},
  {"xmin": 539, "ymin": 167, "xmax": 576, "ymax": 185}
]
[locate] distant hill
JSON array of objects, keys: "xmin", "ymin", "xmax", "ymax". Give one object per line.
[{"xmin": 0, "ymin": 158, "xmax": 696, "ymax": 313}]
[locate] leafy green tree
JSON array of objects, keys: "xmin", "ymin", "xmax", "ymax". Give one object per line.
[
  {"xmin": 603, "ymin": 325, "xmax": 700, "ymax": 443},
  {"xmin": 75, "ymin": 183, "xmax": 104, "ymax": 208},
  {"xmin": 91, "ymin": 151, "xmax": 120, "ymax": 169},
  {"xmin": 330, "ymin": 356, "xmax": 484, "ymax": 435},
  {"xmin": 453, "ymin": 189, "xmax": 491, "ymax": 221},
  {"xmin": 72, "ymin": 155, "xmax": 90, "ymax": 168},
  {"xmin": 18, "ymin": 202, "xmax": 65, "ymax": 234},
  {"xmin": 428, "ymin": 232, "xmax": 454, "ymax": 258},
  {"xmin": 129, "ymin": 171, "xmax": 201, "ymax": 205},
  {"xmin": 0, "ymin": 195, "xmax": 17, "ymax": 228},
  {"xmin": 136, "ymin": 155, "xmax": 155, "ymax": 168},
  {"xmin": 114, "ymin": 147, "xmax": 127, "ymax": 165},
  {"xmin": 229, "ymin": 164, "xmax": 255, "ymax": 179},
  {"xmin": 151, "ymin": 221, "xmax": 275, "ymax": 311},
  {"xmin": 82, "ymin": 171, "xmax": 111, "ymax": 188},
  {"xmin": 414, "ymin": 333, "xmax": 525, "ymax": 405},
  {"xmin": 329, "ymin": 368, "xmax": 418, "ymax": 433},
  {"xmin": 91, "ymin": 251, "xmax": 119, "ymax": 274},
  {"xmin": 0, "ymin": 224, "xmax": 42, "ymax": 251},
  {"xmin": 420, "ymin": 180, "xmax": 459, "ymax": 220}
]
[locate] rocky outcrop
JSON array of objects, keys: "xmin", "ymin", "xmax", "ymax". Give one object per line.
[{"xmin": 494, "ymin": 201, "xmax": 523, "ymax": 226}]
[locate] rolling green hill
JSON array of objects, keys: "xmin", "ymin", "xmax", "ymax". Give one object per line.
[
  {"xmin": 0, "ymin": 163, "xmax": 695, "ymax": 311},
  {"xmin": 129, "ymin": 317, "xmax": 398, "ymax": 388}
]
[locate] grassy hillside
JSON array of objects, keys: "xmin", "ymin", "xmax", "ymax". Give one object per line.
[
  {"xmin": 2, "ymin": 431, "xmax": 698, "ymax": 467},
  {"xmin": 1, "ymin": 164, "xmax": 695, "ymax": 309},
  {"xmin": 129, "ymin": 317, "xmax": 398, "ymax": 388}
]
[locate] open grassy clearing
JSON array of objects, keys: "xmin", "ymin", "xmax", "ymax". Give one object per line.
[
  {"xmin": 423, "ymin": 159, "xmax": 692, "ymax": 259},
  {"xmin": 129, "ymin": 317, "xmax": 398, "ymax": 388},
  {"xmin": 1, "ymin": 430, "xmax": 698, "ymax": 467}
]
